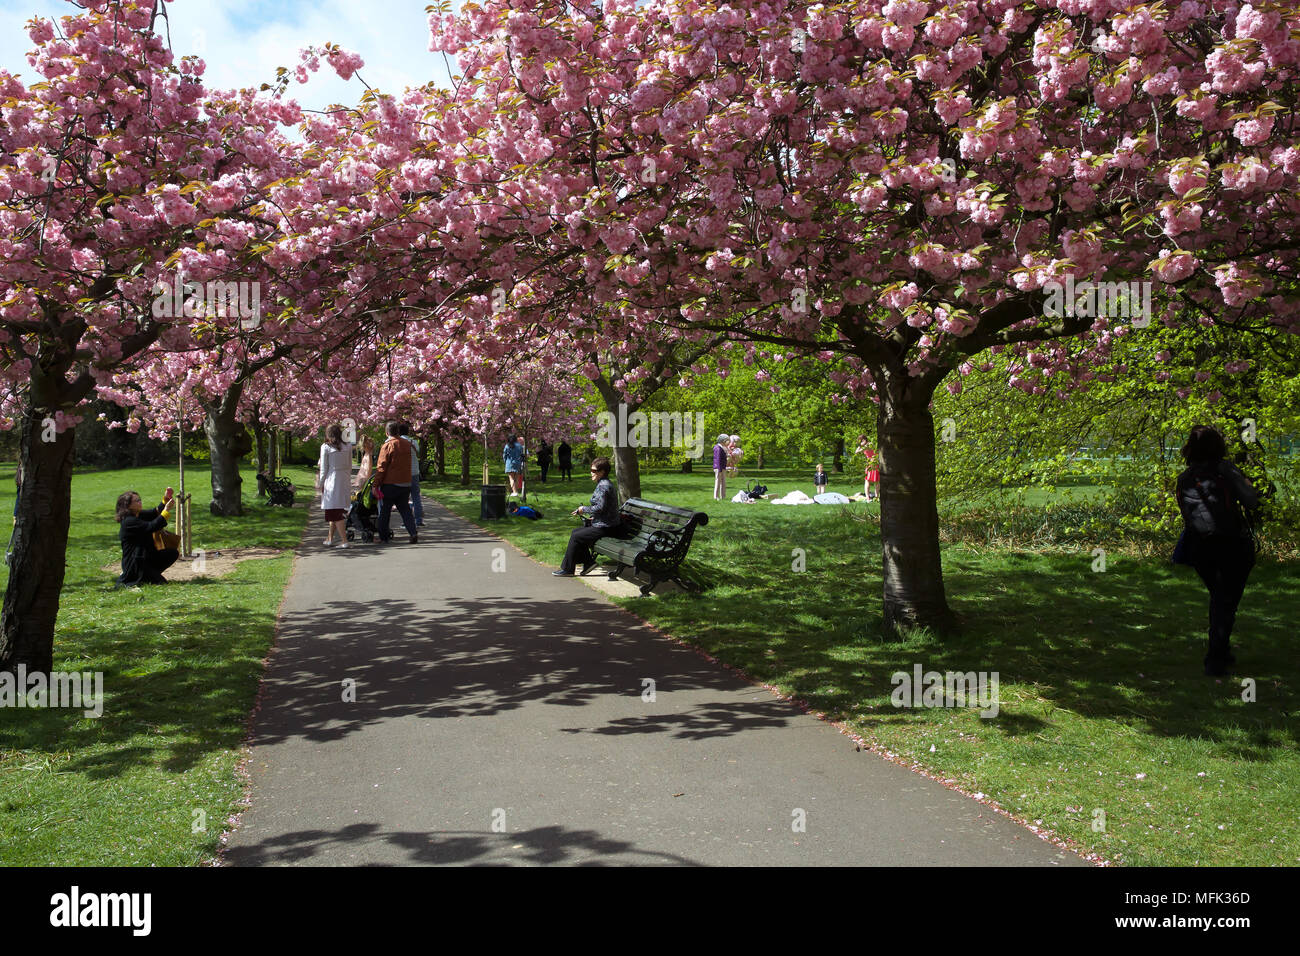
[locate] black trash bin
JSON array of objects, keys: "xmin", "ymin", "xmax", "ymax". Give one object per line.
[{"xmin": 480, "ymin": 484, "xmax": 507, "ymax": 520}]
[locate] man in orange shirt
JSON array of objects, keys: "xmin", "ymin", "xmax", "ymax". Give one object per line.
[{"xmin": 374, "ymin": 421, "xmax": 418, "ymax": 544}]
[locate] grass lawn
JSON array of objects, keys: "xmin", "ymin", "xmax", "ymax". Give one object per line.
[
  {"xmin": 0, "ymin": 463, "xmax": 312, "ymax": 866},
  {"xmin": 429, "ymin": 466, "xmax": 1300, "ymax": 867}
]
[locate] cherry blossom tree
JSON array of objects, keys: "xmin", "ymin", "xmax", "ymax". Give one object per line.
[{"xmin": 422, "ymin": 0, "xmax": 1300, "ymax": 631}]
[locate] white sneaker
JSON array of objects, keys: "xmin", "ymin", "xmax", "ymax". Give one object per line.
[
  {"xmin": 336, "ymin": 542, "xmax": 348, "ymax": 549},
  {"xmin": 323, "ymin": 539, "xmax": 334, "ymax": 547}
]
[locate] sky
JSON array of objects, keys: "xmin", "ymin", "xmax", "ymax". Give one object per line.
[{"xmin": 0, "ymin": 0, "xmax": 457, "ymax": 113}]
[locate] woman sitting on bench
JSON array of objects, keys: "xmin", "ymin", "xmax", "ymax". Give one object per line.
[{"xmin": 554, "ymin": 457, "xmax": 621, "ymax": 577}]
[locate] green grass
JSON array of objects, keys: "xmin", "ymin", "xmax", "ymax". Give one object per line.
[
  {"xmin": 429, "ymin": 467, "xmax": 1300, "ymax": 866},
  {"xmin": 0, "ymin": 463, "xmax": 312, "ymax": 866}
]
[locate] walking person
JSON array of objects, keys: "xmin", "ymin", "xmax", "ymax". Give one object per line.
[
  {"xmin": 712, "ymin": 434, "xmax": 729, "ymax": 500},
  {"xmin": 354, "ymin": 435, "xmax": 375, "ymax": 490},
  {"xmin": 316, "ymin": 423, "xmax": 354, "ymax": 548},
  {"xmin": 503, "ymin": 434, "xmax": 527, "ymax": 497},
  {"xmin": 557, "ymin": 440, "xmax": 573, "ymax": 481},
  {"xmin": 400, "ymin": 423, "xmax": 423, "ymax": 527},
  {"xmin": 375, "ymin": 421, "xmax": 418, "ymax": 544},
  {"xmin": 537, "ymin": 439, "xmax": 553, "ymax": 483},
  {"xmin": 1173, "ymin": 425, "xmax": 1261, "ymax": 676},
  {"xmin": 554, "ymin": 457, "xmax": 622, "ymax": 576},
  {"xmin": 115, "ymin": 487, "xmax": 179, "ymax": 585}
]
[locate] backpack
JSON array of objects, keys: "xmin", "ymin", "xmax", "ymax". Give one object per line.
[
  {"xmin": 746, "ymin": 481, "xmax": 768, "ymax": 498},
  {"xmin": 1176, "ymin": 464, "xmax": 1246, "ymax": 539}
]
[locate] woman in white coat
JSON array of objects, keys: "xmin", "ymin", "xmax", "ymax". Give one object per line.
[{"xmin": 316, "ymin": 423, "xmax": 354, "ymax": 547}]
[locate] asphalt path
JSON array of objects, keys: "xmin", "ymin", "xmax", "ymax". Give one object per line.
[{"xmin": 223, "ymin": 500, "xmax": 1086, "ymax": 867}]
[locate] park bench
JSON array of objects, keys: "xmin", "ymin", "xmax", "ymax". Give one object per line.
[{"xmin": 588, "ymin": 497, "xmax": 709, "ymax": 595}]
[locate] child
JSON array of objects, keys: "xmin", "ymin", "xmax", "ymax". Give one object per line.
[
  {"xmin": 814, "ymin": 463, "xmax": 828, "ymax": 492},
  {"xmin": 856, "ymin": 434, "xmax": 880, "ymax": 501}
]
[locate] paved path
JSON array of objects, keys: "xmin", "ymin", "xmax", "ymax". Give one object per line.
[{"xmin": 224, "ymin": 501, "xmax": 1085, "ymax": 866}]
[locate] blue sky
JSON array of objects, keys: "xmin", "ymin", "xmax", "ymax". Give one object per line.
[{"xmin": 0, "ymin": 0, "xmax": 456, "ymax": 112}]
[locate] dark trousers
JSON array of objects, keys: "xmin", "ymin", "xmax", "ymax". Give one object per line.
[
  {"xmin": 378, "ymin": 484, "xmax": 417, "ymax": 540},
  {"xmin": 539, "ymin": 459, "xmax": 551, "ymax": 482},
  {"xmin": 1191, "ymin": 537, "xmax": 1255, "ymax": 668},
  {"xmin": 559, "ymin": 463, "xmax": 572, "ymax": 480},
  {"xmin": 561, "ymin": 524, "xmax": 616, "ymax": 573}
]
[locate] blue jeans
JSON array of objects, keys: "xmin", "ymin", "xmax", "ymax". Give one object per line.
[
  {"xmin": 378, "ymin": 484, "xmax": 416, "ymax": 540},
  {"xmin": 409, "ymin": 478, "xmax": 423, "ymax": 524}
]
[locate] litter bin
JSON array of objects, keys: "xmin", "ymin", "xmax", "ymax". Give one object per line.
[{"xmin": 480, "ymin": 484, "xmax": 507, "ymax": 520}]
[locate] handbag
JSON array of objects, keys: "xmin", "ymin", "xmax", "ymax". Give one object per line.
[{"xmin": 154, "ymin": 529, "xmax": 181, "ymax": 551}]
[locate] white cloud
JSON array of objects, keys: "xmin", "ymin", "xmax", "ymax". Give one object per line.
[{"xmin": 0, "ymin": 0, "xmax": 457, "ymax": 116}]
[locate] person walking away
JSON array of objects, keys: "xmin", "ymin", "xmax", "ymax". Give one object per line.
[
  {"xmin": 814, "ymin": 463, "xmax": 828, "ymax": 493},
  {"xmin": 115, "ymin": 488, "xmax": 179, "ymax": 585},
  {"xmin": 712, "ymin": 434, "xmax": 729, "ymax": 500},
  {"xmin": 316, "ymin": 424, "xmax": 354, "ymax": 548},
  {"xmin": 557, "ymin": 440, "xmax": 573, "ymax": 481},
  {"xmin": 537, "ymin": 439, "xmax": 553, "ymax": 483},
  {"xmin": 400, "ymin": 423, "xmax": 423, "ymax": 527},
  {"xmin": 554, "ymin": 457, "xmax": 622, "ymax": 576},
  {"xmin": 503, "ymin": 434, "xmax": 527, "ymax": 497},
  {"xmin": 375, "ymin": 421, "xmax": 418, "ymax": 543},
  {"xmin": 1173, "ymin": 425, "xmax": 1261, "ymax": 676}
]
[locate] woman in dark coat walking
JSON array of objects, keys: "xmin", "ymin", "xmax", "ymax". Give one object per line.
[
  {"xmin": 1173, "ymin": 426, "xmax": 1261, "ymax": 676},
  {"xmin": 116, "ymin": 489, "xmax": 179, "ymax": 585}
]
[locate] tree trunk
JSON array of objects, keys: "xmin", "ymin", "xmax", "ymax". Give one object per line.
[
  {"xmin": 434, "ymin": 426, "xmax": 446, "ymax": 477},
  {"xmin": 876, "ymin": 387, "xmax": 955, "ymax": 633},
  {"xmin": 757, "ymin": 444, "xmax": 765, "ymax": 469},
  {"xmin": 204, "ymin": 387, "xmax": 252, "ymax": 517},
  {"xmin": 592, "ymin": 377, "xmax": 643, "ymax": 501},
  {"xmin": 1, "ymin": 409, "xmax": 77, "ymax": 675},
  {"xmin": 269, "ymin": 426, "xmax": 280, "ymax": 477},
  {"xmin": 459, "ymin": 435, "xmax": 471, "ymax": 486},
  {"xmin": 418, "ymin": 431, "xmax": 431, "ymax": 478},
  {"xmin": 252, "ymin": 419, "xmax": 268, "ymax": 495},
  {"xmin": 833, "ymin": 437, "xmax": 845, "ymax": 473}
]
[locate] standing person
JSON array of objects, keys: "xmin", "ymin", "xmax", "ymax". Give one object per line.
[
  {"xmin": 316, "ymin": 424, "xmax": 354, "ymax": 548},
  {"xmin": 115, "ymin": 488, "xmax": 178, "ymax": 585},
  {"xmin": 814, "ymin": 463, "xmax": 828, "ymax": 493},
  {"xmin": 400, "ymin": 423, "xmax": 423, "ymax": 527},
  {"xmin": 353, "ymin": 435, "xmax": 375, "ymax": 491},
  {"xmin": 537, "ymin": 439, "xmax": 553, "ymax": 483},
  {"xmin": 375, "ymin": 421, "xmax": 418, "ymax": 544},
  {"xmin": 856, "ymin": 434, "xmax": 880, "ymax": 500},
  {"xmin": 728, "ymin": 434, "xmax": 743, "ymax": 477},
  {"xmin": 554, "ymin": 457, "xmax": 622, "ymax": 576},
  {"xmin": 712, "ymin": 434, "xmax": 729, "ymax": 500},
  {"xmin": 1174, "ymin": 425, "xmax": 1261, "ymax": 676},
  {"xmin": 557, "ymin": 440, "xmax": 573, "ymax": 481},
  {"xmin": 502, "ymin": 434, "xmax": 527, "ymax": 497}
]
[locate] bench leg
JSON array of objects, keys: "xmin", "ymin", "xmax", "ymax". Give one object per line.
[{"xmin": 607, "ymin": 563, "xmax": 624, "ymax": 581}]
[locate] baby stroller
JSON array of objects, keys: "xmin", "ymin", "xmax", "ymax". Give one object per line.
[{"xmin": 346, "ymin": 474, "xmax": 378, "ymax": 542}]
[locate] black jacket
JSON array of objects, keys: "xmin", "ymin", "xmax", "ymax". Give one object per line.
[{"xmin": 118, "ymin": 503, "xmax": 171, "ymax": 585}]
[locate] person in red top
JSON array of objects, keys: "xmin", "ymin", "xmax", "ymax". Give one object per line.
[
  {"xmin": 374, "ymin": 421, "xmax": 418, "ymax": 544},
  {"xmin": 855, "ymin": 434, "xmax": 880, "ymax": 501}
]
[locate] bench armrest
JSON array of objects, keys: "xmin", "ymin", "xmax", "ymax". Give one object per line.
[{"xmin": 645, "ymin": 529, "xmax": 681, "ymax": 555}]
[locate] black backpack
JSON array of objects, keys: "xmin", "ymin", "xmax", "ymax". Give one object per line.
[
  {"xmin": 746, "ymin": 481, "xmax": 768, "ymax": 498},
  {"xmin": 1176, "ymin": 464, "xmax": 1246, "ymax": 539}
]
